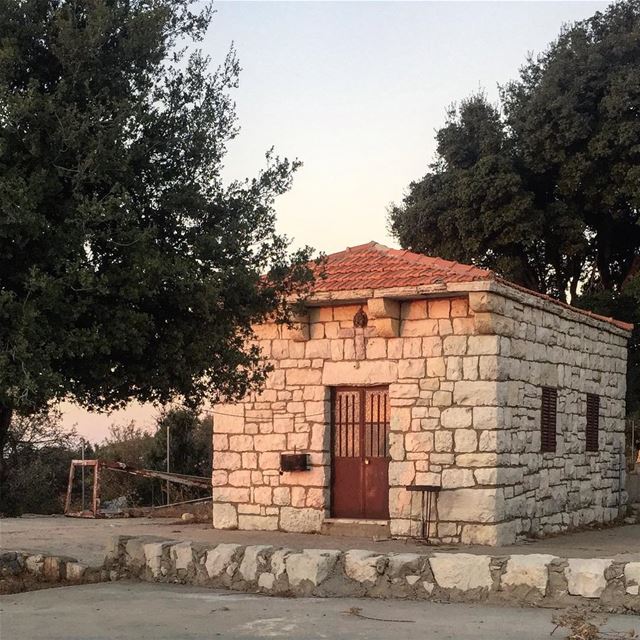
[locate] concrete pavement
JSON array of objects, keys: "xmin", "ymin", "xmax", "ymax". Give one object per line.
[
  {"xmin": 3, "ymin": 582, "xmax": 638, "ymax": 640},
  {"xmin": 2, "ymin": 515, "xmax": 639, "ymax": 566}
]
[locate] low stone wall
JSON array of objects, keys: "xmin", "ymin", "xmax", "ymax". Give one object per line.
[
  {"xmin": 104, "ymin": 535, "xmax": 640, "ymax": 613},
  {"xmin": 0, "ymin": 550, "xmax": 107, "ymax": 594}
]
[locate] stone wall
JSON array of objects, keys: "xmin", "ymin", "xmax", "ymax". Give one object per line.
[
  {"xmin": 211, "ymin": 286, "xmax": 630, "ymax": 545},
  {"xmin": 103, "ymin": 535, "xmax": 640, "ymax": 613},
  {"xmin": 472, "ymin": 289, "xmax": 630, "ymax": 541}
]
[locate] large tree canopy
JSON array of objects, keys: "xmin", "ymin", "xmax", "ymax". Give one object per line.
[
  {"xmin": 0, "ymin": 0, "xmax": 314, "ymax": 461},
  {"xmin": 389, "ymin": 0, "xmax": 640, "ymax": 302}
]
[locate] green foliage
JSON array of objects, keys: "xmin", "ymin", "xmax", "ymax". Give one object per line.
[
  {"xmin": 0, "ymin": 0, "xmax": 315, "ymax": 430},
  {"xmin": 1, "ymin": 409, "xmax": 82, "ymax": 515},
  {"xmin": 575, "ymin": 274, "xmax": 640, "ymax": 415},
  {"xmin": 389, "ymin": 0, "xmax": 640, "ymax": 301},
  {"xmin": 95, "ymin": 422, "xmax": 155, "ymax": 506},
  {"xmin": 146, "ymin": 406, "xmax": 211, "ymax": 478}
]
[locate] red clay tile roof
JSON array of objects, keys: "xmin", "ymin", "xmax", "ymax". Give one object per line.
[
  {"xmin": 312, "ymin": 241, "xmax": 493, "ymax": 291},
  {"xmin": 310, "ymin": 241, "xmax": 633, "ymax": 333}
]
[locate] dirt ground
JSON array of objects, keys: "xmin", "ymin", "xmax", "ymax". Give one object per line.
[{"xmin": 1, "ymin": 515, "xmax": 639, "ymax": 565}]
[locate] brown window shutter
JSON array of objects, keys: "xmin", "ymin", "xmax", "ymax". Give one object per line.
[
  {"xmin": 586, "ymin": 394, "xmax": 600, "ymax": 452},
  {"xmin": 541, "ymin": 387, "xmax": 557, "ymax": 453}
]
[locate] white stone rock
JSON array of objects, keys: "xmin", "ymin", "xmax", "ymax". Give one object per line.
[
  {"xmin": 429, "ymin": 554, "xmax": 492, "ymax": 591},
  {"xmin": 423, "ymin": 581, "xmax": 435, "ymax": 594},
  {"xmin": 386, "ymin": 553, "xmax": 424, "ymax": 577},
  {"xmin": 285, "ymin": 549, "xmax": 340, "ymax": 587},
  {"xmin": 25, "ymin": 555, "xmax": 44, "ymax": 576},
  {"xmin": 624, "ymin": 562, "xmax": 640, "ymax": 595},
  {"xmin": 143, "ymin": 542, "xmax": 171, "ymax": 578},
  {"xmin": 205, "ymin": 543, "xmax": 241, "ymax": 578},
  {"xmin": 271, "ymin": 548, "xmax": 293, "ymax": 579},
  {"xmin": 344, "ymin": 550, "xmax": 385, "ymax": 583},
  {"xmin": 66, "ymin": 562, "xmax": 87, "ymax": 581},
  {"xmin": 239, "ymin": 545, "xmax": 272, "ymax": 582},
  {"xmin": 565, "ymin": 559, "xmax": 612, "ymax": 598},
  {"xmin": 173, "ymin": 542, "xmax": 194, "ymax": 571},
  {"xmin": 502, "ymin": 554, "xmax": 557, "ymax": 595},
  {"xmin": 258, "ymin": 572, "xmax": 275, "ymax": 590},
  {"xmin": 406, "ymin": 575, "xmax": 420, "ymax": 585}
]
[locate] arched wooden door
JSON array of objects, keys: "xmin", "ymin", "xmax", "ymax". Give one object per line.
[{"xmin": 331, "ymin": 386, "xmax": 390, "ymax": 520}]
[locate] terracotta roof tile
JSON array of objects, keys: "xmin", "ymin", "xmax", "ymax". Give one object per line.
[
  {"xmin": 309, "ymin": 241, "xmax": 633, "ymax": 333},
  {"xmin": 312, "ymin": 241, "xmax": 493, "ymax": 291}
]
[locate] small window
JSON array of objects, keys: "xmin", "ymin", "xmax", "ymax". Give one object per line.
[
  {"xmin": 541, "ymin": 387, "xmax": 557, "ymax": 453},
  {"xmin": 586, "ymin": 394, "xmax": 600, "ymax": 452}
]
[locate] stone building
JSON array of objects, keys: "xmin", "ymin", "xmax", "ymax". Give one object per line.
[{"xmin": 212, "ymin": 242, "xmax": 632, "ymax": 545}]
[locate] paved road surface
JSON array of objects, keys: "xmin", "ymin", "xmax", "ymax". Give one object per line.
[
  {"xmin": 2, "ymin": 515, "xmax": 639, "ymax": 565},
  {"xmin": 3, "ymin": 582, "xmax": 639, "ymax": 640}
]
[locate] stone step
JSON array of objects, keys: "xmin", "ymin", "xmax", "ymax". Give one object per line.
[{"xmin": 321, "ymin": 518, "xmax": 390, "ymax": 538}]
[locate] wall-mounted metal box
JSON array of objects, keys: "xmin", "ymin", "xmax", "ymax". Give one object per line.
[{"xmin": 280, "ymin": 453, "xmax": 309, "ymax": 472}]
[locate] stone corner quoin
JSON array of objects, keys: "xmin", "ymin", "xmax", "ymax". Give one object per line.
[{"xmin": 210, "ymin": 270, "xmax": 630, "ymax": 546}]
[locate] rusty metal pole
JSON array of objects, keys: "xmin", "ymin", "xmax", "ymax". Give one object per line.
[
  {"xmin": 166, "ymin": 423, "xmax": 170, "ymax": 505},
  {"xmin": 81, "ymin": 440, "xmax": 85, "ymax": 512}
]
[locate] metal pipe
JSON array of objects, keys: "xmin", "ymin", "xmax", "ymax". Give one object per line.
[
  {"xmin": 166, "ymin": 423, "xmax": 170, "ymax": 505},
  {"xmin": 81, "ymin": 440, "xmax": 85, "ymax": 512}
]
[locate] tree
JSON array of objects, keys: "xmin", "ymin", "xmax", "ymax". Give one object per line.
[
  {"xmin": 0, "ymin": 0, "xmax": 315, "ymax": 491},
  {"xmin": 1, "ymin": 409, "xmax": 81, "ymax": 515},
  {"xmin": 389, "ymin": 0, "xmax": 639, "ymax": 302},
  {"xmin": 146, "ymin": 407, "xmax": 211, "ymax": 478},
  {"xmin": 95, "ymin": 422, "xmax": 155, "ymax": 506}
]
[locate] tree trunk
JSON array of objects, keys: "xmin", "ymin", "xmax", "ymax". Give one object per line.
[{"xmin": 0, "ymin": 403, "xmax": 14, "ymax": 513}]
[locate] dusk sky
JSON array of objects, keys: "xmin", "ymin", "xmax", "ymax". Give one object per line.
[{"xmin": 64, "ymin": 0, "xmax": 609, "ymax": 442}]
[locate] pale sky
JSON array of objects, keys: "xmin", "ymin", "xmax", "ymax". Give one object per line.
[{"xmin": 63, "ymin": 0, "xmax": 609, "ymax": 442}]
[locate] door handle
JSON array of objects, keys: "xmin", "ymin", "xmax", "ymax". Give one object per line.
[{"xmin": 364, "ymin": 459, "xmax": 370, "ymax": 465}]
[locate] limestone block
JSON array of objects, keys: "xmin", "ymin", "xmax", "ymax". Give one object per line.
[
  {"xmin": 437, "ymin": 488, "xmax": 500, "ymax": 523},
  {"xmin": 441, "ymin": 407, "xmax": 472, "ymax": 429},
  {"xmin": 565, "ymin": 559, "xmax": 613, "ymax": 598},
  {"xmin": 205, "ymin": 543, "xmax": 242, "ymax": 578},
  {"xmin": 426, "ymin": 357, "xmax": 446, "ymax": 377},
  {"xmin": 502, "ymin": 554, "xmax": 557, "ymax": 595},
  {"xmin": 213, "ymin": 451, "xmax": 242, "ymax": 470},
  {"xmin": 442, "ymin": 468, "xmax": 475, "ymax": 488},
  {"xmin": 254, "ymin": 434, "xmax": 286, "ymax": 452},
  {"xmin": 238, "ymin": 515, "xmax": 278, "ymax": 531},
  {"xmin": 25, "ymin": 555, "xmax": 44, "ymax": 576},
  {"xmin": 435, "ymin": 430, "xmax": 453, "ymax": 452},
  {"xmin": 373, "ymin": 317, "xmax": 399, "ymax": 338},
  {"xmin": 285, "ymin": 549, "xmax": 340, "ymax": 587},
  {"xmin": 143, "ymin": 542, "xmax": 171, "ymax": 577},
  {"xmin": 66, "ymin": 562, "xmax": 87, "ymax": 581},
  {"xmin": 368, "ymin": 297, "xmax": 400, "ymax": 319},
  {"xmin": 286, "ymin": 368, "xmax": 322, "ymax": 386},
  {"xmin": 239, "ymin": 545, "xmax": 272, "ymax": 582},
  {"xmin": 386, "ymin": 553, "xmax": 425, "ymax": 578},
  {"xmin": 460, "ymin": 521, "xmax": 518, "ymax": 546},
  {"xmin": 429, "ymin": 554, "xmax": 492, "ymax": 590},
  {"xmin": 405, "ymin": 432, "xmax": 433, "ymax": 453},
  {"xmin": 468, "ymin": 292, "xmax": 506, "ymax": 314},
  {"xmin": 322, "ymin": 361, "xmax": 398, "ymax": 386},
  {"xmin": 344, "ymin": 550, "xmax": 387, "ymax": 583},
  {"xmin": 624, "ymin": 562, "xmax": 640, "ymax": 595},
  {"xmin": 453, "ymin": 381, "xmax": 500, "ymax": 406},
  {"xmin": 213, "ymin": 487, "xmax": 250, "ymax": 503},
  {"xmin": 428, "ymin": 299, "xmax": 451, "ymax": 318},
  {"xmin": 443, "ymin": 336, "xmax": 467, "ymax": 356},
  {"xmin": 467, "ymin": 336, "xmax": 500, "ymax": 355},
  {"xmin": 271, "ymin": 548, "xmax": 293, "ymax": 578},
  {"xmin": 398, "ymin": 359, "xmax": 426, "ymax": 379},
  {"xmin": 173, "ymin": 542, "xmax": 194, "ymax": 571},
  {"xmin": 454, "ymin": 429, "xmax": 477, "ymax": 452},
  {"xmin": 125, "ymin": 538, "xmax": 148, "ymax": 566},
  {"xmin": 389, "ymin": 461, "xmax": 415, "ymax": 486},
  {"xmin": 258, "ymin": 573, "xmax": 275, "ymax": 590},
  {"xmin": 280, "ymin": 507, "xmax": 323, "ymax": 533}
]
